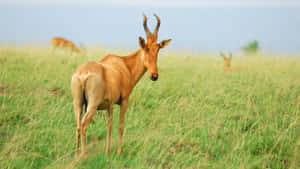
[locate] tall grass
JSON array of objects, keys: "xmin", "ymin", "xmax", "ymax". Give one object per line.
[{"xmin": 0, "ymin": 46, "xmax": 299, "ymax": 169}]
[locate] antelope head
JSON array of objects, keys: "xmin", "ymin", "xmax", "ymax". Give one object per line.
[
  {"xmin": 220, "ymin": 52, "xmax": 232, "ymax": 68},
  {"xmin": 139, "ymin": 13, "xmax": 172, "ymax": 81}
]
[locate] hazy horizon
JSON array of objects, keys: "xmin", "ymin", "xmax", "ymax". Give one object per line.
[{"xmin": 1, "ymin": 2, "xmax": 300, "ymax": 53}]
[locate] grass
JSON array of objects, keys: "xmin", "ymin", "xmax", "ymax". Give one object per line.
[{"xmin": 0, "ymin": 46, "xmax": 299, "ymax": 169}]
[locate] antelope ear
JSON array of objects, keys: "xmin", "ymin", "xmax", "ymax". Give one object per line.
[
  {"xmin": 139, "ymin": 36, "xmax": 146, "ymax": 49},
  {"xmin": 229, "ymin": 53, "xmax": 232, "ymax": 59},
  {"xmin": 220, "ymin": 52, "xmax": 226, "ymax": 59},
  {"xmin": 159, "ymin": 39, "xmax": 172, "ymax": 49}
]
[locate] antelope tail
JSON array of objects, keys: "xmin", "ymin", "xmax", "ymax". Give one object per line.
[
  {"xmin": 80, "ymin": 75, "xmax": 89, "ymax": 113},
  {"xmin": 82, "ymin": 90, "xmax": 87, "ymax": 113}
]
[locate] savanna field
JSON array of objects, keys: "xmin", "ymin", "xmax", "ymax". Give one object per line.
[{"xmin": 0, "ymin": 46, "xmax": 299, "ymax": 169}]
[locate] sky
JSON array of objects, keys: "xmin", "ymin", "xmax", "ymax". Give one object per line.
[
  {"xmin": 3, "ymin": 0, "xmax": 300, "ymax": 7},
  {"xmin": 1, "ymin": 0, "xmax": 300, "ymax": 53}
]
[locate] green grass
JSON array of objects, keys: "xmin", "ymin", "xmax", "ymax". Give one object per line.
[{"xmin": 0, "ymin": 46, "xmax": 299, "ymax": 169}]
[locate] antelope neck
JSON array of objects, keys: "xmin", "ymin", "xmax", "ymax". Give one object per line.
[{"xmin": 122, "ymin": 49, "xmax": 147, "ymax": 86}]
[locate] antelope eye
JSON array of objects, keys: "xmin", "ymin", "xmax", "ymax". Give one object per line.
[{"xmin": 145, "ymin": 47, "xmax": 150, "ymax": 52}]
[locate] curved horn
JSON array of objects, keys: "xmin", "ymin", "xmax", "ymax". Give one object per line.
[
  {"xmin": 143, "ymin": 13, "xmax": 151, "ymax": 37},
  {"xmin": 220, "ymin": 52, "xmax": 226, "ymax": 58},
  {"xmin": 153, "ymin": 13, "xmax": 161, "ymax": 36}
]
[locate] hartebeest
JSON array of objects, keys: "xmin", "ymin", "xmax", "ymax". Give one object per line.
[
  {"xmin": 51, "ymin": 37, "xmax": 84, "ymax": 56},
  {"xmin": 220, "ymin": 52, "xmax": 248, "ymax": 72},
  {"xmin": 71, "ymin": 14, "xmax": 172, "ymax": 156}
]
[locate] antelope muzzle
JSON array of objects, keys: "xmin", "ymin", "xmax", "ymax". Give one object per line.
[{"xmin": 151, "ymin": 73, "xmax": 158, "ymax": 81}]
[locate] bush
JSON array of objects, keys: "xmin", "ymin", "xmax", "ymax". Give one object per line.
[{"xmin": 241, "ymin": 40, "xmax": 260, "ymax": 54}]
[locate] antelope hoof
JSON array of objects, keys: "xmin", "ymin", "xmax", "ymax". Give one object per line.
[
  {"xmin": 105, "ymin": 147, "xmax": 111, "ymax": 155},
  {"xmin": 75, "ymin": 151, "xmax": 81, "ymax": 158},
  {"xmin": 81, "ymin": 150, "xmax": 87, "ymax": 156},
  {"xmin": 117, "ymin": 149, "xmax": 122, "ymax": 156}
]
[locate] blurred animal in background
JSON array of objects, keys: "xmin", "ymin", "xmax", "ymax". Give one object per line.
[
  {"xmin": 220, "ymin": 52, "xmax": 248, "ymax": 72},
  {"xmin": 50, "ymin": 37, "xmax": 85, "ymax": 56}
]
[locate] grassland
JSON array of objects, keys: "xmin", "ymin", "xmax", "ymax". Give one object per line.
[{"xmin": 0, "ymin": 46, "xmax": 299, "ymax": 169}]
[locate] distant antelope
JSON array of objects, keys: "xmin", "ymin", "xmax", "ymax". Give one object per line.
[
  {"xmin": 71, "ymin": 13, "xmax": 172, "ymax": 156},
  {"xmin": 220, "ymin": 52, "xmax": 248, "ymax": 72},
  {"xmin": 50, "ymin": 37, "xmax": 84, "ymax": 56}
]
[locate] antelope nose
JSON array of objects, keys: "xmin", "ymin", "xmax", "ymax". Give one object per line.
[{"xmin": 151, "ymin": 73, "xmax": 158, "ymax": 81}]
